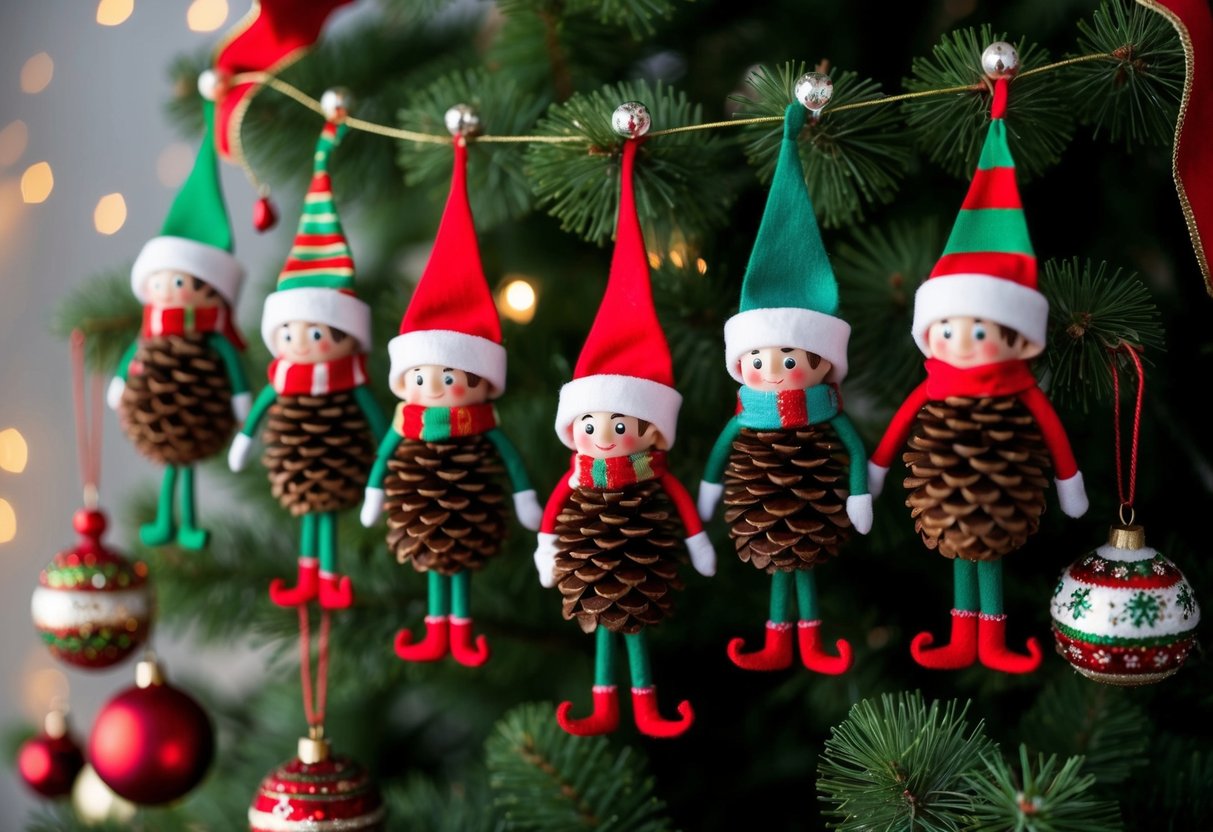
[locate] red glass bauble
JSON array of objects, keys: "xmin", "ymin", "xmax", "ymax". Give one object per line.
[
  {"xmin": 252, "ymin": 196, "xmax": 278, "ymax": 232},
  {"xmin": 248, "ymin": 742, "xmax": 385, "ymax": 830},
  {"xmin": 17, "ymin": 730, "xmax": 84, "ymax": 798}
]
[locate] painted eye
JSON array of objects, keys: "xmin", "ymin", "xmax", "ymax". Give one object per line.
[
  {"xmin": 614, "ymin": 422, "xmax": 626, "ymax": 435},
  {"xmin": 173, "ymin": 276, "xmax": 185, "ymax": 288},
  {"xmin": 280, "ymin": 325, "xmax": 292, "ymax": 343},
  {"xmin": 584, "ymin": 423, "xmax": 595, "ymax": 435},
  {"xmin": 752, "ymin": 358, "xmax": 763, "ymax": 369},
  {"xmin": 309, "ymin": 328, "xmax": 324, "ymax": 342},
  {"xmin": 443, "ymin": 375, "xmax": 455, "ymax": 386},
  {"xmin": 783, "ymin": 357, "xmax": 796, "ymax": 369},
  {"xmin": 414, "ymin": 374, "xmax": 424, "ymax": 386},
  {"xmin": 942, "ymin": 325, "xmax": 954, "ymax": 340},
  {"xmin": 973, "ymin": 324, "xmax": 987, "ymax": 341}
]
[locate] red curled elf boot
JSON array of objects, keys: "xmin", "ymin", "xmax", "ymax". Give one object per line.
[
  {"xmin": 727, "ymin": 622, "xmax": 795, "ymax": 671},
  {"xmin": 449, "ymin": 617, "xmax": 491, "ymax": 667},
  {"xmin": 910, "ymin": 609, "xmax": 979, "ymax": 670},
  {"xmin": 556, "ymin": 686, "xmax": 620, "ymax": 736},
  {"xmin": 394, "ymin": 615, "xmax": 449, "ymax": 662},
  {"xmin": 977, "ymin": 613, "xmax": 1042, "ymax": 673},
  {"xmin": 797, "ymin": 620, "xmax": 853, "ymax": 675},
  {"xmin": 268, "ymin": 558, "xmax": 320, "ymax": 608},
  {"xmin": 318, "ymin": 572, "xmax": 354, "ymax": 610},
  {"xmin": 630, "ymin": 687, "xmax": 694, "ymax": 739}
]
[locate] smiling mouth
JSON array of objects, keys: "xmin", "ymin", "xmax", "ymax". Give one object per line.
[
  {"xmin": 763, "ymin": 378, "xmax": 784, "ymax": 385},
  {"xmin": 426, "ymin": 393, "xmax": 446, "ymax": 399},
  {"xmin": 594, "ymin": 443, "xmax": 616, "ymax": 451}
]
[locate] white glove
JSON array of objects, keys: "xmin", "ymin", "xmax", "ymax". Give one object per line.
[
  {"xmin": 513, "ymin": 489, "xmax": 543, "ymax": 532},
  {"xmin": 534, "ymin": 532, "xmax": 558, "ymax": 588},
  {"xmin": 867, "ymin": 461, "xmax": 889, "ymax": 498},
  {"xmin": 685, "ymin": 531, "xmax": 717, "ymax": 577},
  {"xmin": 697, "ymin": 480, "xmax": 723, "ymax": 523},
  {"xmin": 846, "ymin": 493, "xmax": 873, "ymax": 535},
  {"xmin": 1056, "ymin": 471, "xmax": 1089, "ymax": 519},
  {"xmin": 361, "ymin": 487, "xmax": 385, "ymax": 527},
  {"xmin": 106, "ymin": 377, "xmax": 126, "ymax": 410},
  {"xmin": 231, "ymin": 391, "xmax": 252, "ymax": 425},
  {"xmin": 227, "ymin": 433, "xmax": 253, "ymax": 472}
]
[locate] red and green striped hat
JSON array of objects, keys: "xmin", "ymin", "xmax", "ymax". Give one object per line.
[
  {"xmin": 912, "ymin": 78, "xmax": 1048, "ymax": 354},
  {"xmin": 260, "ymin": 120, "xmax": 371, "ymax": 351}
]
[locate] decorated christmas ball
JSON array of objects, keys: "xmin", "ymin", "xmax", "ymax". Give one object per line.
[
  {"xmin": 89, "ymin": 657, "xmax": 215, "ymax": 804},
  {"xmin": 249, "ymin": 736, "xmax": 386, "ymax": 831},
  {"xmin": 1051, "ymin": 524, "xmax": 1200, "ymax": 685},
  {"xmin": 16, "ymin": 710, "xmax": 84, "ymax": 798},
  {"xmin": 31, "ymin": 509, "xmax": 152, "ymax": 669}
]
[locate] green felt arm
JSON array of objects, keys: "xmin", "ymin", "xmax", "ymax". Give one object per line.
[{"xmin": 702, "ymin": 415, "xmax": 741, "ymax": 484}]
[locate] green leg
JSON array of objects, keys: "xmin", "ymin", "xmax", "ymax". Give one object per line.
[
  {"xmin": 139, "ymin": 466, "xmax": 178, "ymax": 547},
  {"xmin": 793, "ymin": 570, "xmax": 820, "ymax": 622},
  {"xmin": 175, "ymin": 466, "xmax": 210, "ymax": 550},
  {"xmin": 769, "ymin": 570, "xmax": 795, "ymax": 623},
  {"xmin": 429, "ymin": 572, "xmax": 451, "ymax": 618},
  {"xmin": 316, "ymin": 512, "xmax": 339, "ymax": 574},
  {"xmin": 977, "ymin": 560, "xmax": 1004, "ymax": 616},
  {"xmin": 955, "ymin": 559, "xmax": 980, "ymax": 612},
  {"xmin": 300, "ymin": 513, "xmax": 318, "ymax": 559},
  {"xmin": 451, "ymin": 571, "xmax": 472, "ymax": 618},
  {"xmin": 623, "ymin": 632, "xmax": 653, "ymax": 689},
  {"xmin": 593, "ymin": 626, "xmax": 617, "ymax": 687}
]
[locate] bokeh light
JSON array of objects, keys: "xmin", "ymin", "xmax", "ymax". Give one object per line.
[
  {"xmin": 20, "ymin": 162, "xmax": 54, "ymax": 203},
  {"xmin": 0, "ymin": 427, "xmax": 29, "ymax": 473},
  {"xmin": 0, "ymin": 498, "xmax": 15, "ymax": 543},
  {"xmin": 497, "ymin": 276, "xmax": 539, "ymax": 324},
  {"xmin": 21, "ymin": 53, "xmax": 55, "ymax": 94},
  {"xmin": 94, "ymin": 193, "xmax": 127, "ymax": 235},
  {"xmin": 96, "ymin": 0, "xmax": 135, "ymax": 26},
  {"xmin": 187, "ymin": 0, "xmax": 229, "ymax": 32},
  {"xmin": 0, "ymin": 120, "xmax": 29, "ymax": 168}
]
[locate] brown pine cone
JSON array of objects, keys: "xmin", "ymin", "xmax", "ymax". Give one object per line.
[
  {"xmin": 903, "ymin": 395, "xmax": 1052, "ymax": 561},
  {"xmin": 118, "ymin": 333, "xmax": 235, "ymax": 466},
  {"xmin": 723, "ymin": 425, "xmax": 853, "ymax": 573},
  {"xmin": 553, "ymin": 480, "xmax": 683, "ymax": 635},
  {"xmin": 383, "ymin": 434, "xmax": 507, "ymax": 575},
  {"xmin": 260, "ymin": 391, "xmax": 376, "ymax": 516}
]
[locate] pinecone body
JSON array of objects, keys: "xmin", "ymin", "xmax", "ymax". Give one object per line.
[
  {"xmin": 118, "ymin": 334, "xmax": 235, "ymax": 466},
  {"xmin": 553, "ymin": 481, "xmax": 684, "ymax": 635},
  {"xmin": 383, "ymin": 435, "xmax": 507, "ymax": 575},
  {"xmin": 723, "ymin": 425, "xmax": 853, "ymax": 573},
  {"xmin": 903, "ymin": 395, "xmax": 1052, "ymax": 561},
  {"xmin": 260, "ymin": 391, "xmax": 376, "ymax": 516}
]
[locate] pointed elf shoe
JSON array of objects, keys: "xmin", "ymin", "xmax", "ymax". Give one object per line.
[
  {"xmin": 556, "ymin": 686, "xmax": 621, "ymax": 736},
  {"xmin": 727, "ymin": 621, "xmax": 794, "ymax": 671},
  {"xmin": 910, "ymin": 609, "xmax": 979, "ymax": 670},
  {"xmin": 630, "ymin": 687, "xmax": 694, "ymax": 739},
  {"xmin": 977, "ymin": 613, "xmax": 1042, "ymax": 674},
  {"xmin": 449, "ymin": 617, "xmax": 491, "ymax": 667},
  {"xmin": 394, "ymin": 616, "xmax": 450, "ymax": 663},
  {"xmin": 269, "ymin": 558, "xmax": 321, "ymax": 608},
  {"xmin": 797, "ymin": 620, "xmax": 853, "ymax": 675}
]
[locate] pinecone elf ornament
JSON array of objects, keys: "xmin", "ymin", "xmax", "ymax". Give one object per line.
[
  {"xmin": 360, "ymin": 109, "xmax": 541, "ymax": 666},
  {"xmin": 698, "ymin": 99, "xmax": 870, "ymax": 675},
  {"xmin": 868, "ymin": 53, "xmax": 1088, "ymax": 674},
  {"xmin": 229, "ymin": 113, "xmax": 385, "ymax": 610},
  {"xmin": 107, "ymin": 73, "xmax": 251, "ymax": 551},
  {"xmin": 533, "ymin": 108, "xmax": 717, "ymax": 739}
]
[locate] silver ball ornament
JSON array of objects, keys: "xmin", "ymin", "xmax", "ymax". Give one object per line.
[
  {"xmin": 611, "ymin": 101, "xmax": 651, "ymax": 138},
  {"xmin": 444, "ymin": 104, "xmax": 481, "ymax": 137},
  {"xmin": 197, "ymin": 69, "xmax": 223, "ymax": 102},
  {"xmin": 981, "ymin": 42, "xmax": 1020, "ymax": 79},
  {"xmin": 320, "ymin": 88, "xmax": 351, "ymax": 121},
  {"xmin": 794, "ymin": 72, "xmax": 834, "ymax": 114}
]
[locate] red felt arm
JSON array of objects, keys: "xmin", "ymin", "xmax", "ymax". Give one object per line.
[
  {"xmin": 1018, "ymin": 386, "xmax": 1079, "ymax": 479},
  {"xmin": 661, "ymin": 472, "xmax": 704, "ymax": 537},
  {"xmin": 870, "ymin": 382, "xmax": 930, "ymax": 467},
  {"xmin": 540, "ymin": 469, "xmax": 575, "ymax": 534}
]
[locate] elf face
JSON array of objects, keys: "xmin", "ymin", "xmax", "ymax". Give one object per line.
[
  {"xmin": 273, "ymin": 322, "xmax": 359, "ymax": 365},
  {"xmin": 395, "ymin": 365, "xmax": 490, "ymax": 407},
  {"xmin": 926, "ymin": 317, "xmax": 1043, "ymax": 368},
  {"xmin": 145, "ymin": 270, "xmax": 222, "ymax": 309},
  {"xmin": 741, "ymin": 347, "xmax": 831, "ymax": 391},
  {"xmin": 573, "ymin": 411, "xmax": 662, "ymax": 458}
]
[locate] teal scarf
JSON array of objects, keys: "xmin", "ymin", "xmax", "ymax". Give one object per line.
[{"xmin": 737, "ymin": 384, "xmax": 839, "ymax": 429}]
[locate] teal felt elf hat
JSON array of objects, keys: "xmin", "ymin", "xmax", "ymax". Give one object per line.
[
  {"xmin": 722, "ymin": 102, "xmax": 851, "ymax": 383},
  {"xmin": 130, "ymin": 77, "xmax": 244, "ymax": 306}
]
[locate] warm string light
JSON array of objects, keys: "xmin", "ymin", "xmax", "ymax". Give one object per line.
[
  {"xmin": 187, "ymin": 0, "xmax": 229, "ymax": 33},
  {"xmin": 497, "ymin": 276, "xmax": 538, "ymax": 324},
  {"xmin": 0, "ymin": 120, "xmax": 29, "ymax": 168},
  {"xmin": 20, "ymin": 161, "xmax": 54, "ymax": 204},
  {"xmin": 0, "ymin": 498, "xmax": 15, "ymax": 544},
  {"xmin": 20, "ymin": 53, "xmax": 54, "ymax": 95},
  {"xmin": 93, "ymin": 193, "xmax": 127, "ymax": 235},
  {"xmin": 0, "ymin": 428, "xmax": 29, "ymax": 473},
  {"xmin": 96, "ymin": 0, "xmax": 134, "ymax": 26}
]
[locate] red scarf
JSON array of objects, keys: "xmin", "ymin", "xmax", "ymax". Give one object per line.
[
  {"xmin": 396, "ymin": 403, "xmax": 497, "ymax": 441},
  {"xmin": 923, "ymin": 359, "xmax": 1037, "ymax": 399},
  {"xmin": 268, "ymin": 354, "xmax": 367, "ymax": 396},
  {"xmin": 571, "ymin": 450, "xmax": 666, "ymax": 490},
  {"xmin": 141, "ymin": 305, "xmax": 247, "ymax": 350}
]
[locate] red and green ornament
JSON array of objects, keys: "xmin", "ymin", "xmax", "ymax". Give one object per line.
[
  {"xmin": 31, "ymin": 509, "xmax": 152, "ymax": 669},
  {"xmin": 1052, "ymin": 523, "xmax": 1200, "ymax": 685},
  {"xmin": 249, "ymin": 736, "xmax": 385, "ymax": 831}
]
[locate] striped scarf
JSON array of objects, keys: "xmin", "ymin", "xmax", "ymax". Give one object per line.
[
  {"xmin": 396, "ymin": 403, "xmax": 497, "ymax": 441},
  {"xmin": 268, "ymin": 354, "xmax": 367, "ymax": 396},
  {"xmin": 571, "ymin": 450, "xmax": 665, "ymax": 490},
  {"xmin": 736, "ymin": 384, "xmax": 839, "ymax": 430},
  {"xmin": 141, "ymin": 305, "xmax": 246, "ymax": 350}
]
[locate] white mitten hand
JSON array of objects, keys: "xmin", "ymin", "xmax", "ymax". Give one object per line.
[
  {"xmin": 232, "ymin": 391, "xmax": 252, "ymax": 424},
  {"xmin": 227, "ymin": 433, "xmax": 253, "ymax": 472},
  {"xmin": 1056, "ymin": 471, "xmax": 1089, "ymax": 519},
  {"xmin": 867, "ymin": 461, "xmax": 889, "ymax": 498},
  {"xmin": 106, "ymin": 377, "xmax": 126, "ymax": 411},
  {"xmin": 534, "ymin": 532, "xmax": 558, "ymax": 588},
  {"xmin": 846, "ymin": 493, "xmax": 874, "ymax": 535},
  {"xmin": 685, "ymin": 531, "xmax": 717, "ymax": 577},
  {"xmin": 697, "ymin": 480, "xmax": 723, "ymax": 523},
  {"xmin": 360, "ymin": 487, "xmax": 385, "ymax": 527},
  {"xmin": 513, "ymin": 489, "xmax": 543, "ymax": 532}
]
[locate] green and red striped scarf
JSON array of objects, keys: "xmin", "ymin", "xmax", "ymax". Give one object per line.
[
  {"xmin": 141, "ymin": 304, "xmax": 246, "ymax": 349},
  {"xmin": 395, "ymin": 402, "xmax": 496, "ymax": 441},
  {"xmin": 571, "ymin": 450, "xmax": 666, "ymax": 490}
]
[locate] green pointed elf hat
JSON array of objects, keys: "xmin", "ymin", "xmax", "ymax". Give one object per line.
[
  {"xmin": 131, "ymin": 93, "xmax": 244, "ymax": 305},
  {"xmin": 260, "ymin": 120, "xmax": 371, "ymax": 352},
  {"xmin": 911, "ymin": 77, "xmax": 1047, "ymax": 355},
  {"xmin": 723, "ymin": 103, "xmax": 851, "ymax": 383}
]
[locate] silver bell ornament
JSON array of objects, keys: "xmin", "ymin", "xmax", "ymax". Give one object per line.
[
  {"xmin": 444, "ymin": 103, "xmax": 481, "ymax": 137},
  {"xmin": 981, "ymin": 41, "xmax": 1020, "ymax": 79},
  {"xmin": 320, "ymin": 88, "xmax": 352, "ymax": 121},
  {"xmin": 611, "ymin": 101, "xmax": 651, "ymax": 138},
  {"xmin": 794, "ymin": 72, "xmax": 834, "ymax": 115}
]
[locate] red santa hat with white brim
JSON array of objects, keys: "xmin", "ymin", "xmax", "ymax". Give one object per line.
[{"xmin": 554, "ymin": 137, "xmax": 682, "ymax": 450}]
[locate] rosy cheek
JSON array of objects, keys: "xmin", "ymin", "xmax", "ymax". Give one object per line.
[
  {"xmin": 743, "ymin": 368, "xmax": 762, "ymax": 385},
  {"xmin": 787, "ymin": 368, "xmax": 805, "ymax": 384},
  {"xmin": 449, "ymin": 385, "xmax": 466, "ymax": 399},
  {"xmin": 979, "ymin": 342, "xmax": 1002, "ymax": 361},
  {"xmin": 318, "ymin": 342, "xmax": 331, "ymax": 355},
  {"xmin": 618, "ymin": 435, "xmax": 637, "ymax": 453},
  {"xmin": 573, "ymin": 433, "xmax": 592, "ymax": 453}
]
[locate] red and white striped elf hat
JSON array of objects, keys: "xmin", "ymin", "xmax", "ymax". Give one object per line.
[
  {"xmin": 260, "ymin": 120, "xmax": 371, "ymax": 351},
  {"xmin": 912, "ymin": 77, "xmax": 1049, "ymax": 355},
  {"xmin": 554, "ymin": 136, "xmax": 682, "ymax": 450}
]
